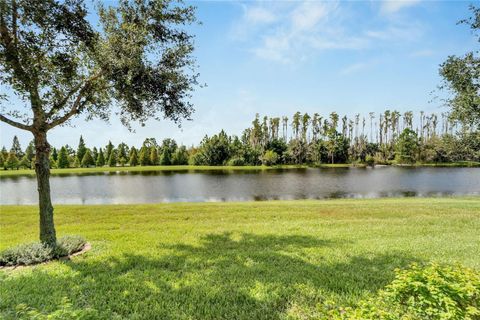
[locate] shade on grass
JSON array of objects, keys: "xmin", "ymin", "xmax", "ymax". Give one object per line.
[{"xmin": 1, "ymin": 198, "xmax": 479, "ymax": 319}]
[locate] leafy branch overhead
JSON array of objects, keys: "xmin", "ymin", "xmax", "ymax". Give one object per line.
[
  {"xmin": 0, "ymin": 0, "xmax": 200, "ymax": 133},
  {"xmin": 439, "ymin": 5, "xmax": 480, "ymax": 128}
]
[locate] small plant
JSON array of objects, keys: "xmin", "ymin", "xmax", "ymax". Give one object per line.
[
  {"xmin": 320, "ymin": 262, "xmax": 480, "ymax": 320},
  {"xmin": 0, "ymin": 236, "xmax": 86, "ymax": 267}
]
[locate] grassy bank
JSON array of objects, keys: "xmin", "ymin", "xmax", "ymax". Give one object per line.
[
  {"xmin": 1, "ymin": 198, "xmax": 479, "ymax": 319},
  {"xmin": 0, "ymin": 165, "xmax": 311, "ymax": 177},
  {"xmin": 2, "ymin": 161, "xmax": 478, "ymax": 177}
]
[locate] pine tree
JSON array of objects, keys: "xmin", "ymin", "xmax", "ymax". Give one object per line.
[
  {"xmin": 92, "ymin": 147, "xmax": 98, "ymax": 163},
  {"xmin": 81, "ymin": 149, "xmax": 95, "ymax": 167},
  {"xmin": 19, "ymin": 155, "xmax": 30, "ymax": 169},
  {"xmin": 96, "ymin": 148, "xmax": 105, "ymax": 167},
  {"xmin": 105, "ymin": 141, "xmax": 114, "ymax": 161},
  {"xmin": 6, "ymin": 152, "xmax": 19, "ymax": 170},
  {"xmin": 139, "ymin": 147, "xmax": 150, "ymax": 166},
  {"xmin": 57, "ymin": 147, "xmax": 70, "ymax": 169},
  {"xmin": 150, "ymin": 147, "xmax": 159, "ymax": 165},
  {"xmin": 76, "ymin": 136, "xmax": 87, "ymax": 165},
  {"xmin": 10, "ymin": 135, "xmax": 23, "ymax": 158},
  {"xmin": 51, "ymin": 148, "xmax": 58, "ymax": 162},
  {"xmin": 108, "ymin": 150, "xmax": 117, "ymax": 167},
  {"xmin": 23, "ymin": 142, "xmax": 35, "ymax": 168},
  {"xmin": 1, "ymin": 146, "xmax": 8, "ymax": 160},
  {"xmin": 129, "ymin": 147, "xmax": 139, "ymax": 166},
  {"xmin": 117, "ymin": 143, "xmax": 127, "ymax": 161}
]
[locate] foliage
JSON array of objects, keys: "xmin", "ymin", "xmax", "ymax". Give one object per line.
[
  {"xmin": 107, "ymin": 150, "xmax": 117, "ymax": 167},
  {"xmin": 5, "ymin": 152, "xmax": 18, "ymax": 170},
  {"xmin": 322, "ymin": 263, "xmax": 480, "ymax": 320},
  {"xmin": 172, "ymin": 146, "xmax": 189, "ymax": 165},
  {"xmin": 150, "ymin": 148, "xmax": 159, "ymax": 166},
  {"xmin": 227, "ymin": 157, "xmax": 246, "ymax": 166},
  {"xmin": 129, "ymin": 147, "xmax": 138, "ymax": 166},
  {"xmin": 261, "ymin": 150, "xmax": 279, "ymax": 166},
  {"xmin": 0, "ymin": 236, "xmax": 86, "ymax": 266},
  {"xmin": 80, "ymin": 149, "xmax": 94, "ymax": 167},
  {"xmin": 95, "ymin": 148, "xmax": 105, "ymax": 167},
  {"xmin": 395, "ymin": 128, "xmax": 419, "ymax": 164},
  {"xmin": 439, "ymin": 6, "xmax": 480, "ymax": 128},
  {"xmin": 76, "ymin": 136, "xmax": 87, "ymax": 165},
  {"xmin": 56, "ymin": 147, "xmax": 70, "ymax": 169}
]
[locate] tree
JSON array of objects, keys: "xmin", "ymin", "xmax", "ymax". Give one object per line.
[
  {"xmin": 96, "ymin": 148, "xmax": 105, "ymax": 167},
  {"xmin": 261, "ymin": 150, "xmax": 278, "ymax": 166},
  {"xmin": 439, "ymin": 6, "xmax": 480, "ymax": 128},
  {"xmin": 0, "ymin": 151, "xmax": 4, "ymax": 168},
  {"xmin": 92, "ymin": 147, "xmax": 98, "ymax": 163},
  {"xmin": 107, "ymin": 150, "xmax": 117, "ymax": 167},
  {"xmin": 51, "ymin": 147, "xmax": 58, "ymax": 162},
  {"xmin": 139, "ymin": 147, "xmax": 150, "ymax": 166},
  {"xmin": 57, "ymin": 147, "xmax": 70, "ymax": 169},
  {"xmin": 0, "ymin": 0, "xmax": 198, "ymax": 246},
  {"xmin": 76, "ymin": 136, "xmax": 87, "ymax": 165},
  {"xmin": 81, "ymin": 149, "xmax": 94, "ymax": 167},
  {"xmin": 5, "ymin": 151, "xmax": 18, "ymax": 169},
  {"xmin": 150, "ymin": 147, "xmax": 159, "ymax": 165},
  {"xmin": 9, "ymin": 135, "xmax": 23, "ymax": 158},
  {"xmin": 105, "ymin": 141, "xmax": 114, "ymax": 163},
  {"xmin": 129, "ymin": 147, "xmax": 138, "ymax": 166},
  {"xmin": 159, "ymin": 139, "xmax": 177, "ymax": 165},
  {"xmin": 395, "ymin": 129, "xmax": 419, "ymax": 164},
  {"xmin": 172, "ymin": 146, "xmax": 189, "ymax": 165}
]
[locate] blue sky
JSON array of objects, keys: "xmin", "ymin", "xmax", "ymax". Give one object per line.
[{"xmin": 0, "ymin": 0, "xmax": 476, "ymax": 149}]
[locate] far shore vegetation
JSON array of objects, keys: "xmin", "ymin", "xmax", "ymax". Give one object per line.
[{"xmin": 2, "ymin": 110, "xmax": 479, "ymax": 177}]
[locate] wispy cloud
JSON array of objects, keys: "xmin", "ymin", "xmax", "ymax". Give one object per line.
[
  {"xmin": 232, "ymin": 0, "xmax": 425, "ymax": 65},
  {"xmin": 380, "ymin": 0, "xmax": 421, "ymax": 15}
]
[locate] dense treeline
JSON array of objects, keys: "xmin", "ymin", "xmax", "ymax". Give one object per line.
[{"xmin": 1, "ymin": 110, "xmax": 478, "ymax": 170}]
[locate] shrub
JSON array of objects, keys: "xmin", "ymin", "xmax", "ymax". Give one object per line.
[
  {"xmin": 261, "ymin": 150, "xmax": 279, "ymax": 166},
  {"xmin": 227, "ymin": 157, "xmax": 245, "ymax": 166},
  {"xmin": 320, "ymin": 262, "xmax": 480, "ymax": 320},
  {"xmin": 0, "ymin": 236, "xmax": 86, "ymax": 267}
]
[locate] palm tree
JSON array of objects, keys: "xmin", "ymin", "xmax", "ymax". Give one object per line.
[
  {"xmin": 369, "ymin": 112, "xmax": 375, "ymax": 142},
  {"xmin": 292, "ymin": 112, "xmax": 301, "ymax": 139}
]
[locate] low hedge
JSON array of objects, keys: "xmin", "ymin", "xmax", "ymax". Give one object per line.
[{"xmin": 0, "ymin": 235, "xmax": 86, "ymax": 267}]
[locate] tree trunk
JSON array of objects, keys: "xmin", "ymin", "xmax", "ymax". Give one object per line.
[{"xmin": 34, "ymin": 130, "xmax": 57, "ymax": 246}]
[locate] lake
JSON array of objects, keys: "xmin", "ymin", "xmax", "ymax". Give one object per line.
[{"xmin": 1, "ymin": 167, "xmax": 479, "ymax": 205}]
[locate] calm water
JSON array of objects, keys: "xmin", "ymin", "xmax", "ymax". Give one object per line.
[{"xmin": 1, "ymin": 167, "xmax": 479, "ymax": 205}]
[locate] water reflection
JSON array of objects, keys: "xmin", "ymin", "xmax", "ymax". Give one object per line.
[{"xmin": 1, "ymin": 167, "xmax": 479, "ymax": 205}]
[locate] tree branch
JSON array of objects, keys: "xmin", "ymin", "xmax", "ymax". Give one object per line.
[
  {"xmin": 0, "ymin": 113, "xmax": 32, "ymax": 131},
  {"xmin": 46, "ymin": 71, "xmax": 104, "ymax": 129}
]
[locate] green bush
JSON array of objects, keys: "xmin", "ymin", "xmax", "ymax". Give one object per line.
[
  {"xmin": 0, "ymin": 236, "xmax": 86, "ymax": 267},
  {"xmin": 321, "ymin": 262, "xmax": 480, "ymax": 320},
  {"xmin": 227, "ymin": 157, "xmax": 245, "ymax": 166}
]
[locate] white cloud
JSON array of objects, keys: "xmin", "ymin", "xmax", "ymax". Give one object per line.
[
  {"xmin": 233, "ymin": 0, "xmax": 425, "ymax": 64},
  {"xmin": 244, "ymin": 6, "xmax": 277, "ymax": 25},
  {"xmin": 380, "ymin": 0, "xmax": 421, "ymax": 15}
]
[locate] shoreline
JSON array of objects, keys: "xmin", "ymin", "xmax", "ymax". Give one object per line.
[{"xmin": 1, "ymin": 161, "xmax": 479, "ymax": 177}]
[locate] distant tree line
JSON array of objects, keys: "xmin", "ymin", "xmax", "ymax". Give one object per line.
[{"xmin": 1, "ymin": 110, "xmax": 478, "ymax": 170}]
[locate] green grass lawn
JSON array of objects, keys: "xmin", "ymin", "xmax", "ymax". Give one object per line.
[{"xmin": 1, "ymin": 198, "xmax": 479, "ymax": 319}]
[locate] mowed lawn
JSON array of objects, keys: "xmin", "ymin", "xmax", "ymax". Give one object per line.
[{"xmin": 1, "ymin": 198, "xmax": 479, "ymax": 319}]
